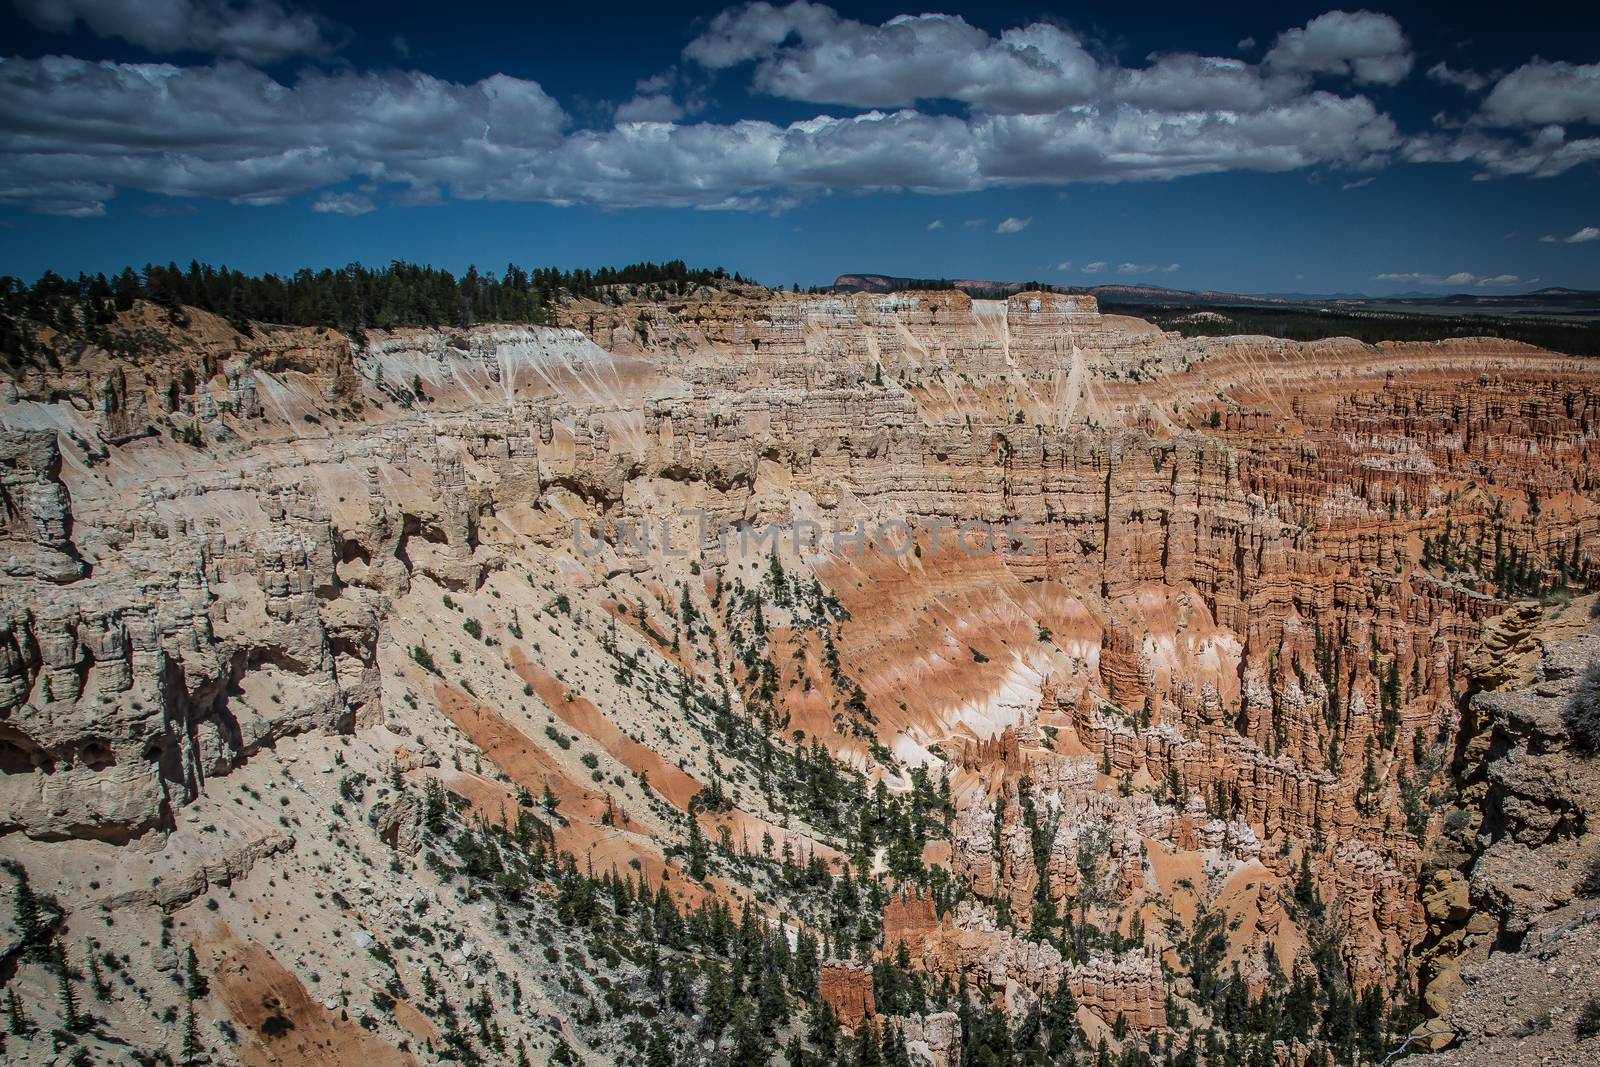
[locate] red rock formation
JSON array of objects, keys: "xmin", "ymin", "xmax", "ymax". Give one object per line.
[
  {"xmin": 1068, "ymin": 951, "xmax": 1168, "ymax": 1031},
  {"xmin": 957, "ymin": 726, "xmax": 1025, "ymax": 774},
  {"xmin": 1098, "ymin": 619, "xmax": 1147, "ymax": 708},
  {"xmin": 884, "ymin": 894, "xmax": 1168, "ymax": 1031},
  {"xmin": 821, "ymin": 962, "xmax": 875, "ymax": 1030},
  {"xmin": 883, "ymin": 888, "xmax": 943, "ymax": 959}
]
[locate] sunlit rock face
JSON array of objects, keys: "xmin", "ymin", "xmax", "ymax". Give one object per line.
[{"xmin": 1, "ymin": 288, "xmax": 1597, "ymax": 1065}]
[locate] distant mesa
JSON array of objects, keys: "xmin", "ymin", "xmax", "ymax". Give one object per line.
[
  {"xmin": 832, "ymin": 272, "xmax": 1600, "ymax": 321},
  {"xmin": 832, "ymin": 272, "xmax": 1302, "ymax": 307},
  {"xmin": 831, "ymin": 273, "xmax": 1030, "ymax": 296}
]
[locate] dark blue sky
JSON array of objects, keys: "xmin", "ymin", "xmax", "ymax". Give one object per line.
[{"xmin": 1, "ymin": 1, "xmax": 1597, "ymax": 295}]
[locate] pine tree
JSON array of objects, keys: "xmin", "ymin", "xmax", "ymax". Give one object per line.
[
  {"xmin": 646, "ymin": 1025, "xmax": 674, "ymax": 1067},
  {"xmin": 6, "ymin": 989, "xmax": 30, "ymax": 1036},
  {"xmin": 808, "ymin": 1001, "xmax": 840, "ymax": 1057},
  {"xmin": 702, "ymin": 963, "xmax": 732, "ymax": 1038},
  {"xmin": 1359, "ymin": 746, "xmax": 1382, "ymax": 816},
  {"xmin": 668, "ymin": 962, "xmax": 694, "ymax": 1013},
  {"xmin": 854, "ymin": 1019, "xmax": 884, "ymax": 1067},
  {"xmin": 729, "ymin": 995, "xmax": 763, "ymax": 1062},
  {"xmin": 87, "ymin": 943, "xmax": 109, "ymax": 1000},
  {"xmin": 1294, "ymin": 850, "xmax": 1321, "ymax": 917},
  {"xmin": 423, "ymin": 777, "xmax": 449, "ymax": 833},
  {"xmin": 56, "ymin": 950, "xmax": 82, "ymax": 1032},
  {"xmin": 8, "ymin": 864, "xmax": 48, "ymax": 961},
  {"xmin": 181, "ymin": 1000, "xmax": 201, "ymax": 1064},
  {"xmin": 686, "ymin": 812, "xmax": 709, "ymax": 881},
  {"xmin": 884, "ymin": 1022, "xmax": 914, "ymax": 1067},
  {"xmin": 184, "ymin": 945, "xmax": 209, "ymax": 998},
  {"xmin": 1047, "ymin": 977, "xmax": 1081, "ymax": 1053},
  {"xmin": 757, "ymin": 960, "xmax": 787, "ymax": 1029}
]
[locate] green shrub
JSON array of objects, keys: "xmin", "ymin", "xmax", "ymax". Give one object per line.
[
  {"xmin": 1567, "ymin": 662, "xmax": 1600, "ymax": 752},
  {"xmin": 1578, "ymin": 997, "xmax": 1600, "ymax": 1040},
  {"xmin": 1580, "ymin": 853, "xmax": 1600, "ymax": 898}
]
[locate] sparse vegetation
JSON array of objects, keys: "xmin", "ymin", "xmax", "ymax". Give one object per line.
[
  {"xmin": 1567, "ymin": 661, "xmax": 1600, "ymax": 752},
  {"xmin": 410, "ymin": 644, "xmax": 439, "ymax": 675},
  {"xmin": 1578, "ymin": 997, "xmax": 1600, "ymax": 1040}
]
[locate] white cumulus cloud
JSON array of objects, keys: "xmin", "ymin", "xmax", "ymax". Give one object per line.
[
  {"xmin": 1374, "ymin": 271, "xmax": 1524, "ymax": 289},
  {"xmin": 1410, "ymin": 60, "xmax": 1600, "ymax": 180},
  {"xmin": 1264, "ymin": 10, "xmax": 1413, "ymax": 85},
  {"xmin": 311, "ymin": 191, "xmax": 375, "ymax": 216},
  {"xmin": 686, "ymin": 5, "xmax": 1101, "ymax": 113},
  {"xmin": 995, "ymin": 216, "xmax": 1031, "ymax": 234},
  {"xmin": 1403, "ymin": 123, "xmax": 1600, "ymax": 180},
  {"xmin": 12, "ymin": 5, "xmax": 1578, "ymax": 216},
  {"xmin": 0, "ymin": 58, "xmax": 566, "ymax": 215},
  {"xmin": 1479, "ymin": 60, "xmax": 1600, "ymax": 127},
  {"xmin": 14, "ymin": 0, "xmax": 333, "ymax": 64},
  {"xmin": 1426, "ymin": 62, "xmax": 1488, "ymax": 93},
  {"xmin": 676, "ymin": 5, "xmax": 1403, "ymax": 184},
  {"xmin": 615, "ymin": 95, "xmax": 686, "ymax": 123}
]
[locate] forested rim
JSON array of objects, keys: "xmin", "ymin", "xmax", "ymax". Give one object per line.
[
  {"xmin": 6, "ymin": 261, "xmax": 1600, "ymax": 361},
  {"xmin": 0, "ymin": 259, "xmax": 751, "ymax": 355}
]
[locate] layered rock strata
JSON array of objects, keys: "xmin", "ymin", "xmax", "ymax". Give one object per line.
[{"xmin": 0, "ymin": 290, "xmax": 1595, "ymax": 1064}]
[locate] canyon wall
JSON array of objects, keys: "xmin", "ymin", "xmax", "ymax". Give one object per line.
[{"xmin": 0, "ymin": 290, "xmax": 1596, "ymax": 1064}]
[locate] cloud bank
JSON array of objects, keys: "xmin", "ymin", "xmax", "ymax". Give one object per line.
[
  {"xmin": 15, "ymin": 0, "xmax": 333, "ymax": 64},
  {"xmin": 1374, "ymin": 271, "xmax": 1526, "ymax": 288},
  {"xmin": 0, "ymin": 4, "xmax": 1592, "ymax": 218}
]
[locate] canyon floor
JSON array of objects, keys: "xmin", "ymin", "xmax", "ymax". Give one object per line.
[{"xmin": 1, "ymin": 283, "xmax": 1598, "ymax": 1066}]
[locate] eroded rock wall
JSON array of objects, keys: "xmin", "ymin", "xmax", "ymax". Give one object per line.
[{"xmin": 0, "ymin": 290, "xmax": 1596, "ymax": 1063}]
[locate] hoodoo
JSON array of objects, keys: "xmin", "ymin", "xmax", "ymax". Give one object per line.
[{"xmin": 1, "ymin": 269, "xmax": 1597, "ymax": 1065}]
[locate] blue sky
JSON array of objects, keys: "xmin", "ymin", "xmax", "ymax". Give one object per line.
[{"xmin": 1, "ymin": 1, "xmax": 1598, "ymax": 295}]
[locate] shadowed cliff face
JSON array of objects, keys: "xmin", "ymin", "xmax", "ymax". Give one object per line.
[
  {"xmin": 0, "ymin": 289, "xmax": 1596, "ymax": 1064},
  {"xmin": 1408, "ymin": 604, "xmax": 1600, "ymax": 1063}
]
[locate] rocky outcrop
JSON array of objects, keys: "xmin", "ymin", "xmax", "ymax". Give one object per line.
[
  {"xmin": 1456, "ymin": 613, "xmax": 1597, "ymax": 935},
  {"xmin": 371, "ymin": 790, "xmax": 423, "ymax": 854},
  {"xmin": 821, "ymin": 961, "xmax": 875, "ymax": 1029},
  {"xmin": 1068, "ymin": 950, "xmax": 1168, "ymax": 1031},
  {"xmin": 1414, "ymin": 599, "xmax": 1600, "ymax": 1053},
  {"xmin": 1413, "ymin": 902, "xmax": 1600, "ymax": 1066},
  {"xmin": 895, "ymin": 1011, "xmax": 961, "ymax": 1067},
  {"xmin": 0, "ymin": 464, "xmax": 363, "ymax": 839},
  {"xmin": 1462, "ymin": 602, "xmax": 1542, "ymax": 691},
  {"xmin": 884, "ymin": 892, "xmax": 1167, "ymax": 1029},
  {"xmin": 0, "ymin": 430, "xmax": 82, "ymax": 583}
]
